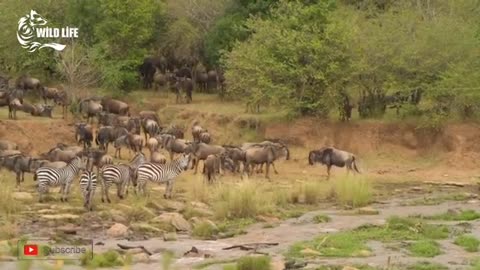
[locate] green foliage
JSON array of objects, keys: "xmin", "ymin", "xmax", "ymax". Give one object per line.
[
  {"xmin": 236, "ymin": 256, "xmax": 271, "ymax": 270},
  {"xmin": 287, "ymin": 216, "xmax": 449, "ymax": 258},
  {"xmin": 407, "ymin": 240, "xmax": 442, "ymax": 257},
  {"xmin": 80, "ymin": 250, "xmax": 124, "ymax": 268},
  {"xmin": 224, "ymin": 0, "xmax": 349, "ymax": 116},
  {"xmin": 454, "ymin": 235, "xmax": 480, "ymax": 252},
  {"xmin": 192, "ymin": 221, "xmax": 219, "ymax": 240},
  {"xmin": 312, "ymin": 214, "xmax": 331, "ymax": 223}
]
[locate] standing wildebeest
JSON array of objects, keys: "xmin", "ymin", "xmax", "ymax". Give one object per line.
[
  {"xmin": 95, "ymin": 126, "xmax": 128, "ymax": 152},
  {"xmin": 175, "ymin": 78, "xmax": 193, "ymax": 104},
  {"xmin": 161, "ymin": 134, "xmax": 191, "ymax": 161},
  {"xmin": 153, "ymin": 68, "xmax": 167, "ymax": 93},
  {"xmin": 142, "ymin": 118, "xmax": 161, "ymax": 142},
  {"xmin": 163, "ymin": 124, "xmax": 184, "ymax": 139},
  {"xmin": 192, "ymin": 122, "xmax": 206, "ymax": 142},
  {"xmin": 40, "ymin": 87, "xmax": 65, "ymax": 105},
  {"xmin": 8, "ymin": 98, "xmax": 23, "ymax": 119},
  {"xmin": 189, "ymin": 142, "xmax": 225, "ymax": 174},
  {"xmin": 16, "ymin": 75, "xmax": 41, "ymax": 92},
  {"xmin": 79, "ymin": 98, "xmax": 103, "ymax": 124},
  {"xmin": 101, "ymin": 97, "xmax": 129, "ymax": 116},
  {"xmin": 223, "ymin": 145, "xmax": 246, "ymax": 173},
  {"xmin": 196, "ymin": 71, "xmax": 208, "ymax": 92},
  {"xmin": 75, "ymin": 123, "xmax": 93, "ymax": 149},
  {"xmin": 202, "ymin": 154, "xmax": 235, "ymax": 184},
  {"xmin": 139, "ymin": 110, "xmax": 160, "ymax": 124},
  {"xmin": 244, "ymin": 143, "xmax": 289, "ymax": 179},
  {"xmin": 139, "ymin": 56, "xmax": 167, "ymax": 89},
  {"xmin": 151, "ymin": 151, "xmax": 167, "ymax": 164},
  {"xmin": 206, "ymin": 70, "xmax": 218, "ymax": 92},
  {"xmin": 308, "ymin": 147, "xmax": 360, "ymax": 179}
]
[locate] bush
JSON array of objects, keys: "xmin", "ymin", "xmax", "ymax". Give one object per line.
[
  {"xmin": 192, "ymin": 221, "xmax": 219, "ymax": 240},
  {"xmin": 408, "ymin": 240, "xmax": 442, "ymax": 257},
  {"xmin": 237, "ymin": 256, "xmax": 271, "ymax": 270},
  {"xmin": 454, "ymin": 235, "xmax": 480, "ymax": 252}
]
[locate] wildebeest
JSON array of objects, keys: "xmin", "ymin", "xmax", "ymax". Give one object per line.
[
  {"xmin": 0, "ymin": 140, "xmax": 18, "ymax": 151},
  {"xmin": 163, "ymin": 124, "xmax": 184, "ymax": 139},
  {"xmin": 79, "ymin": 98, "xmax": 103, "ymax": 124},
  {"xmin": 150, "ymin": 151, "xmax": 167, "ymax": 164},
  {"xmin": 244, "ymin": 143, "xmax": 289, "ymax": 179},
  {"xmin": 139, "ymin": 110, "xmax": 160, "ymax": 124},
  {"xmin": 189, "ymin": 142, "xmax": 225, "ymax": 174},
  {"xmin": 161, "ymin": 134, "xmax": 191, "ymax": 161},
  {"xmin": 142, "ymin": 118, "xmax": 161, "ymax": 142},
  {"xmin": 39, "ymin": 148, "xmax": 78, "ymax": 163},
  {"xmin": 192, "ymin": 122, "xmax": 206, "ymax": 142},
  {"xmin": 175, "ymin": 78, "xmax": 193, "ymax": 104},
  {"xmin": 308, "ymin": 147, "xmax": 360, "ymax": 179},
  {"xmin": 202, "ymin": 153, "xmax": 235, "ymax": 184},
  {"xmin": 101, "ymin": 97, "xmax": 129, "ymax": 116},
  {"xmin": 31, "ymin": 104, "xmax": 54, "ymax": 118},
  {"xmin": 223, "ymin": 145, "xmax": 246, "ymax": 173},
  {"xmin": 75, "ymin": 123, "xmax": 93, "ymax": 149},
  {"xmin": 139, "ymin": 56, "xmax": 167, "ymax": 89},
  {"xmin": 95, "ymin": 126, "xmax": 128, "ymax": 152},
  {"xmin": 16, "ymin": 75, "xmax": 41, "ymax": 92}
]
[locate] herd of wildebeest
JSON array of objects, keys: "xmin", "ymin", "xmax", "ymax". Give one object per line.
[{"xmin": 0, "ymin": 63, "xmax": 360, "ymax": 211}]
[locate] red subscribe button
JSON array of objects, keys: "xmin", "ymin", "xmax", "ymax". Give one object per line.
[{"xmin": 23, "ymin": 244, "xmax": 38, "ymax": 256}]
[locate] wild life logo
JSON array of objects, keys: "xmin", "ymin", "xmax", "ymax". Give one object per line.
[{"xmin": 17, "ymin": 10, "xmax": 79, "ymax": 52}]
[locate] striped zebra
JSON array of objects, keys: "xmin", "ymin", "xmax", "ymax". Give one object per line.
[
  {"xmin": 34, "ymin": 156, "xmax": 85, "ymax": 202},
  {"xmin": 135, "ymin": 153, "xmax": 191, "ymax": 198},
  {"xmin": 100, "ymin": 153, "xmax": 146, "ymax": 203},
  {"xmin": 79, "ymin": 170, "xmax": 97, "ymax": 211}
]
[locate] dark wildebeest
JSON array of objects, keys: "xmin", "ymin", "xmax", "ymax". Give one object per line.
[
  {"xmin": 15, "ymin": 75, "xmax": 41, "ymax": 92},
  {"xmin": 75, "ymin": 123, "xmax": 93, "ymax": 149},
  {"xmin": 101, "ymin": 97, "xmax": 129, "ymax": 116},
  {"xmin": 175, "ymin": 78, "xmax": 193, "ymax": 104},
  {"xmin": 139, "ymin": 56, "xmax": 167, "ymax": 89},
  {"xmin": 308, "ymin": 147, "xmax": 360, "ymax": 179}
]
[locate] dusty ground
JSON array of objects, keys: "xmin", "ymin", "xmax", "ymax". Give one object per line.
[{"xmin": 0, "ymin": 93, "xmax": 479, "ymax": 270}]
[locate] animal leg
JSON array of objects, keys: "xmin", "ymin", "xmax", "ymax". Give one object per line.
[
  {"xmin": 272, "ymin": 162, "xmax": 279, "ymax": 174},
  {"xmin": 326, "ymin": 165, "xmax": 331, "ymax": 180},
  {"xmin": 265, "ymin": 162, "xmax": 271, "ymax": 180}
]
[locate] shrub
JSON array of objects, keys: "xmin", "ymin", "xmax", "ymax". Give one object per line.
[
  {"xmin": 408, "ymin": 240, "xmax": 442, "ymax": 257},
  {"xmin": 332, "ymin": 175, "xmax": 372, "ymax": 208},
  {"xmin": 454, "ymin": 235, "xmax": 480, "ymax": 252},
  {"xmin": 237, "ymin": 256, "xmax": 271, "ymax": 270}
]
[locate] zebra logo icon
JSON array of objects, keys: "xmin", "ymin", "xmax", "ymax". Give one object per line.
[{"xmin": 17, "ymin": 10, "xmax": 78, "ymax": 52}]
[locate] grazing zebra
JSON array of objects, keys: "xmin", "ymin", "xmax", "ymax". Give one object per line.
[
  {"xmin": 135, "ymin": 153, "xmax": 191, "ymax": 198},
  {"xmin": 100, "ymin": 153, "xmax": 146, "ymax": 203},
  {"xmin": 34, "ymin": 156, "xmax": 85, "ymax": 202},
  {"xmin": 79, "ymin": 170, "xmax": 97, "ymax": 211}
]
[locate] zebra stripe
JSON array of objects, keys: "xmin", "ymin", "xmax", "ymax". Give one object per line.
[
  {"xmin": 136, "ymin": 153, "xmax": 190, "ymax": 198},
  {"xmin": 79, "ymin": 170, "xmax": 97, "ymax": 211},
  {"xmin": 35, "ymin": 156, "xmax": 84, "ymax": 202},
  {"xmin": 100, "ymin": 153, "xmax": 146, "ymax": 202}
]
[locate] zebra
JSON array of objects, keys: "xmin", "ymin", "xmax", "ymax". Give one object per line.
[
  {"xmin": 99, "ymin": 153, "xmax": 146, "ymax": 203},
  {"xmin": 79, "ymin": 170, "xmax": 97, "ymax": 211},
  {"xmin": 135, "ymin": 153, "xmax": 191, "ymax": 198},
  {"xmin": 34, "ymin": 156, "xmax": 85, "ymax": 202}
]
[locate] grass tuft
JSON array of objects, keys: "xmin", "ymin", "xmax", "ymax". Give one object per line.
[
  {"xmin": 332, "ymin": 175, "xmax": 373, "ymax": 208},
  {"xmin": 312, "ymin": 214, "xmax": 331, "ymax": 223},
  {"xmin": 427, "ymin": 209, "xmax": 480, "ymax": 221},
  {"xmin": 407, "ymin": 261, "xmax": 448, "ymax": 270},
  {"xmin": 236, "ymin": 256, "xmax": 271, "ymax": 270},
  {"xmin": 192, "ymin": 221, "xmax": 219, "ymax": 240},
  {"xmin": 454, "ymin": 235, "xmax": 480, "ymax": 252},
  {"xmin": 80, "ymin": 249, "xmax": 124, "ymax": 268},
  {"xmin": 408, "ymin": 240, "xmax": 441, "ymax": 257}
]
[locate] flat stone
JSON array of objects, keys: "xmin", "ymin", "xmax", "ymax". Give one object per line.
[
  {"xmin": 164, "ymin": 201, "xmax": 185, "ymax": 212},
  {"xmin": 106, "ymin": 223, "xmax": 129, "ymax": 238},
  {"xmin": 38, "ymin": 209, "xmax": 56, "ymax": 214},
  {"xmin": 342, "ymin": 267, "xmax": 360, "ymax": 270},
  {"xmin": 56, "ymin": 224, "xmax": 78, "ymax": 235},
  {"xmin": 40, "ymin": 214, "xmax": 80, "ymax": 221},
  {"xmin": 153, "ymin": 213, "xmax": 191, "ymax": 232},
  {"xmin": 130, "ymin": 223, "xmax": 162, "ymax": 233},
  {"xmin": 12, "ymin": 192, "xmax": 33, "ymax": 201},
  {"xmin": 132, "ymin": 252, "xmax": 150, "ymax": 263},
  {"xmin": 163, "ymin": 232, "xmax": 177, "ymax": 241},
  {"xmin": 125, "ymin": 248, "xmax": 144, "ymax": 255},
  {"xmin": 357, "ymin": 207, "xmax": 379, "ymax": 215},
  {"xmin": 467, "ymin": 200, "xmax": 479, "ymax": 204},
  {"xmin": 109, "ymin": 209, "xmax": 128, "ymax": 223}
]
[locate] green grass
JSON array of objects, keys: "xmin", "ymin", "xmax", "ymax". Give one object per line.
[
  {"xmin": 312, "ymin": 214, "xmax": 331, "ymax": 223},
  {"xmin": 332, "ymin": 175, "xmax": 373, "ymax": 208},
  {"xmin": 471, "ymin": 258, "xmax": 480, "ymax": 270},
  {"xmin": 287, "ymin": 216, "xmax": 449, "ymax": 258},
  {"xmin": 407, "ymin": 261, "xmax": 448, "ymax": 270},
  {"xmin": 80, "ymin": 249, "xmax": 125, "ymax": 268},
  {"xmin": 454, "ymin": 235, "xmax": 480, "ymax": 252},
  {"xmin": 217, "ymin": 218, "xmax": 254, "ymax": 238},
  {"xmin": 404, "ymin": 193, "xmax": 470, "ymax": 206},
  {"xmin": 192, "ymin": 221, "xmax": 219, "ymax": 240},
  {"xmin": 236, "ymin": 256, "xmax": 271, "ymax": 270},
  {"xmin": 427, "ymin": 209, "xmax": 480, "ymax": 221},
  {"xmin": 407, "ymin": 240, "xmax": 441, "ymax": 257}
]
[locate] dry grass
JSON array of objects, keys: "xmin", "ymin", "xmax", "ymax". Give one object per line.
[{"xmin": 331, "ymin": 175, "xmax": 373, "ymax": 208}]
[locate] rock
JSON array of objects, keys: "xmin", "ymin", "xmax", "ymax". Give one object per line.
[
  {"xmin": 300, "ymin": 248, "xmax": 322, "ymax": 256},
  {"xmin": 130, "ymin": 223, "xmax": 162, "ymax": 233},
  {"xmin": 357, "ymin": 207, "xmax": 379, "ymax": 215},
  {"xmin": 57, "ymin": 224, "xmax": 78, "ymax": 235},
  {"xmin": 270, "ymin": 256, "xmax": 285, "ymax": 270},
  {"xmin": 146, "ymin": 201, "xmax": 165, "ymax": 211},
  {"xmin": 352, "ymin": 249, "xmax": 372, "ymax": 257},
  {"xmin": 190, "ymin": 218, "xmax": 218, "ymax": 231},
  {"xmin": 0, "ymin": 255, "xmax": 16, "ymax": 261},
  {"xmin": 411, "ymin": 186, "xmax": 423, "ymax": 192},
  {"xmin": 257, "ymin": 215, "xmax": 280, "ymax": 223},
  {"xmin": 467, "ymin": 200, "xmax": 479, "ymax": 204},
  {"xmin": 40, "ymin": 214, "xmax": 80, "ymax": 222},
  {"xmin": 125, "ymin": 248, "xmax": 145, "ymax": 255},
  {"xmin": 116, "ymin": 204, "xmax": 134, "ymax": 212},
  {"xmin": 342, "ymin": 267, "xmax": 360, "ymax": 270},
  {"xmin": 153, "ymin": 213, "xmax": 191, "ymax": 232},
  {"xmin": 163, "ymin": 232, "xmax": 177, "ymax": 241},
  {"xmin": 106, "ymin": 223, "xmax": 129, "ymax": 238},
  {"xmin": 109, "ymin": 210, "xmax": 128, "ymax": 223},
  {"xmin": 38, "ymin": 209, "xmax": 56, "ymax": 214},
  {"xmin": 12, "ymin": 192, "xmax": 33, "ymax": 201},
  {"xmin": 164, "ymin": 201, "xmax": 185, "ymax": 212},
  {"xmin": 132, "ymin": 252, "xmax": 150, "ymax": 263}
]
